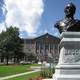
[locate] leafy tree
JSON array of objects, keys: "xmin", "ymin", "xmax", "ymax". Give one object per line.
[{"xmin": 0, "ymin": 26, "xmax": 24, "ymax": 65}]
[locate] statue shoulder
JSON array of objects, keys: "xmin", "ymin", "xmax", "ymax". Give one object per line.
[
  {"xmin": 55, "ymin": 19, "xmax": 64, "ymax": 28},
  {"xmin": 72, "ymin": 19, "xmax": 80, "ymax": 26},
  {"xmin": 67, "ymin": 19, "xmax": 80, "ymax": 31},
  {"xmin": 54, "ymin": 19, "xmax": 65, "ymax": 33},
  {"xmin": 75, "ymin": 19, "xmax": 80, "ymax": 24}
]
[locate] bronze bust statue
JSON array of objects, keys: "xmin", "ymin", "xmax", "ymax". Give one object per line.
[{"xmin": 55, "ymin": 3, "xmax": 80, "ymax": 33}]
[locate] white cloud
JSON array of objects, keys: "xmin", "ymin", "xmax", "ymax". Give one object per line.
[
  {"xmin": 4, "ymin": 0, "xmax": 44, "ymax": 37},
  {"xmin": 0, "ymin": 23, "xmax": 6, "ymax": 32}
]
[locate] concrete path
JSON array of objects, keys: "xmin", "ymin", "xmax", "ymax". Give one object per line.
[{"xmin": 0, "ymin": 69, "xmax": 40, "ymax": 80}]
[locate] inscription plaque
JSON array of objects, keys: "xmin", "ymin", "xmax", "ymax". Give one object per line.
[{"xmin": 63, "ymin": 49, "xmax": 80, "ymax": 63}]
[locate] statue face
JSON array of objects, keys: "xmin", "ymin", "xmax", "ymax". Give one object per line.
[
  {"xmin": 64, "ymin": 3, "xmax": 76, "ymax": 17},
  {"xmin": 65, "ymin": 6, "xmax": 73, "ymax": 16}
]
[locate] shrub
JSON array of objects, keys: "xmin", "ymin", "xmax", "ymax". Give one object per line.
[{"xmin": 40, "ymin": 67, "xmax": 55, "ymax": 78}]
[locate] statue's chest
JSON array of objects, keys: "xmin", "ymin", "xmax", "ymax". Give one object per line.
[{"xmin": 59, "ymin": 19, "xmax": 74, "ymax": 28}]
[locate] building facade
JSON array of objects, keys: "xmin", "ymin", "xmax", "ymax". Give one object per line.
[{"xmin": 23, "ymin": 33, "xmax": 60, "ymax": 63}]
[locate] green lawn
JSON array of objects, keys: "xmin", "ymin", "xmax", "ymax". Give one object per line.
[
  {"xmin": 6, "ymin": 72, "xmax": 40, "ymax": 80},
  {"xmin": 0, "ymin": 64, "xmax": 41, "ymax": 77}
]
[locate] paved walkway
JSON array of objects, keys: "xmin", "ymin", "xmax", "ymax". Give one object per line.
[{"xmin": 0, "ymin": 69, "xmax": 40, "ymax": 80}]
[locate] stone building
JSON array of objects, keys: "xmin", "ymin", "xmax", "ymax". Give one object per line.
[{"xmin": 23, "ymin": 33, "xmax": 60, "ymax": 63}]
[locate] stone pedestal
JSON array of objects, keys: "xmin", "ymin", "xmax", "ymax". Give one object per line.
[{"xmin": 53, "ymin": 32, "xmax": 80, "ymax": 80}]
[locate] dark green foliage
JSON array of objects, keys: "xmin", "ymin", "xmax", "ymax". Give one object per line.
[
  {"xmin": 52, "ymin": 66, "xmax": 55, "ymax": 74},
  {"xmin": 40, "ymin": 66, "xmax": 55, "ymax": 78},
  {"xmin": 0, "ymin": 26, "xmax": 24, "ymax": 65}
]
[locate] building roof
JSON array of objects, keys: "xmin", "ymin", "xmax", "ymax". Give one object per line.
[
  {"xmin": 22, "ymin": 33, "xmax": 60, "ymax": 43},
  {"xmin": 35, "ymin": 33, "xmax": 60, "ymax": 43}
]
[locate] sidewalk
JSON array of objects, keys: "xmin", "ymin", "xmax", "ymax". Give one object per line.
[{"xmin": 0, "ymin": 69, "xmax": 40, "ymax": 80}]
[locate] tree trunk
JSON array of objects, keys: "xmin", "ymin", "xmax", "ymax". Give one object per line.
[{"xmin": 6, "ymin": 56, "xmax": 9, "ymax": 65}]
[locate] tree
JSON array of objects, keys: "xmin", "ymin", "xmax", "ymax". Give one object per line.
[{"xmin": 0, "ymin": 26, "xmax": 24, "ymax": 65}]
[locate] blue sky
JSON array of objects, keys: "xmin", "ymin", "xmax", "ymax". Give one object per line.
[{"xmin": 0, "ymin": 0, "xmax": 80, "ymax": 38}]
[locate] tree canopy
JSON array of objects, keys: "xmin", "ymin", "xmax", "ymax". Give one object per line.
[{"xmin": 0, "ymin": 26, "xmax": 24, "ymax": 65}]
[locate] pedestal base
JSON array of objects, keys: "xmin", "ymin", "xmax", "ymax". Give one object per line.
[
  {"xmin": 53, "ymin": 32, "xmax": 80, "ymax": 80},
  {"xmin": 53, "ymin": 75, "xmax": 80, "ymax": 80},
  {"xmin": 53, "ymin": 64, "xmax": 80, "ymax": 80}
]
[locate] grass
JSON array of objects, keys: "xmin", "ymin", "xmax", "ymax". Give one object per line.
[
  {"xmin": 5, "ymin": 67, "xmax": 55, "ymax": 80},
  {"xmin": 6, "ymin": 72, "xmax": 40, "ymax": 80},
  {"xmin": 0, "ymin": 64, "xmax": 41, "ymax": 77}
]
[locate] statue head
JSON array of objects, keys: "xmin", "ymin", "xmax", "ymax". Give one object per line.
[{"xmin": 64, "ymin": 3, "xmax": 76, "ymax": 18}]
